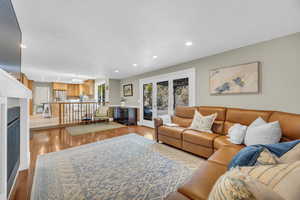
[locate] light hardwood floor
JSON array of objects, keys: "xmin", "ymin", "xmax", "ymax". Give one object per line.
[{"xmin": 10, "ymin": 125, "xmax": 154, "ymax": 200}]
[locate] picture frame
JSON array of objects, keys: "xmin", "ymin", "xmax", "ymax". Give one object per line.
[
  {"xmin": 209, "ymin": 62, "xmax": 259, "ymax": 95},
  {"xmin": 123, "ymin": 84, "xmax": 133, "ymax": 97}
]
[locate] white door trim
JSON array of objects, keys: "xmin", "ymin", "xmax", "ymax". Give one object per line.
[{"xmin": 0, "ymin": 97, "xmax": 7, "ymax": 200}]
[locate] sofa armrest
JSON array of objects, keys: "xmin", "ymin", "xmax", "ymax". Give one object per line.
[
  {"xmin": 177, "ymin": 161, "xmax": 227, "ymax": 200},
  {"xmin": 154, "ymin": 117, "xmax": 163, "ymax": 127},
  {"xmin": 208, "ymin": 146, "xmax": 242, "ymax": 167},
  {"xmin": 154, "ymin": 118, "xmax": 163, "ymax": 142}
]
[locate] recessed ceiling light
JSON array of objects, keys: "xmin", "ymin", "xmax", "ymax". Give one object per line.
[
  {"xmin": 20, "ymin": 44, "xmax": 27, "ymax": 49},
  {"xmin": 152, "ymin": 56, "xmax": 158, "ymax": 59},
  {"xmin": 133, "ymin": 64, "xmax": 138, "ymax": 67},
  {"xmin": 114, "ymin": 70, "xmax": 119, "ymax": 73},
  {"xmin": 185, "ymin": 41, "xmax": 193, "ymax": 46}
]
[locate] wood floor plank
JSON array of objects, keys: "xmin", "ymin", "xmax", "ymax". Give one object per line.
[{"xmin": 9, "ymin": 125, "xmax": 154, "ymax": 200}]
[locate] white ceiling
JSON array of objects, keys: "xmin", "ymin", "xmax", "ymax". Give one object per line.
[{"xmin": 12, "ymin": 0, "xmax": 300, "ymax": 82}]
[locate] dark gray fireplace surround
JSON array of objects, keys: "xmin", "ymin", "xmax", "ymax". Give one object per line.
[{"xmin": 7, "ymin": 106, "xmax": 20, "ymax": 196}]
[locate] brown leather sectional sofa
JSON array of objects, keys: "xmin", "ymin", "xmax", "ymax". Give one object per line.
[{"xmin": 154, "ymin": 106, "xmax": 300, "ymax": 200}]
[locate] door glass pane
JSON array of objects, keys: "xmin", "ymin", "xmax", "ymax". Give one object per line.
[
  {"xmin": 157, "ymin": 81, "xmax": 169, "ymax": 116},
  {"xmin": 173, "ymin": 78, "xmax": 189, "ymax": 108},
  {"xmin": 98, "ymin": 84, "xmax": 106, "ymax": 104},
  {"xmin": 143, "ymin": 83, "xmax": 153, "ymax": 120}
]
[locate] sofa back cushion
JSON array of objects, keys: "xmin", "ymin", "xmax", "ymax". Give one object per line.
[
  {"xmin": 224, "ymin": 108, "xmax": 272, "ymax": 135},
  {"xmin": 198, "ymin": 106, "xmax": 226, "ymax": 134},
  {"xmin": 268, "ymin": 111, "xmax": 300, "ymax": 141},
  {"xmin": 172, "ymin": 106, "xmax": 196, "ymax": 127},
  {"xmin": 172, "ymin": 116, "xmax": 193, "ymax": 127},
  {"xmin": 171, "ymin": 106, "xmax": 300, "ymax": 140},
  {"xmin": 175, "ymin": 106, "xmax": 196, "ymax": 118}
]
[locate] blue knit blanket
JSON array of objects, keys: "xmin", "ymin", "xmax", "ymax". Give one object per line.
[{"xmin": 228, "ymin": 140, "xmax": 300, "ymax": 169}]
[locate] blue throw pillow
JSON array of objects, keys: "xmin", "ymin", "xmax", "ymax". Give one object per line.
[{"xmin": 228, "ymin": 140, "xmax": 300, "ymax": 169}]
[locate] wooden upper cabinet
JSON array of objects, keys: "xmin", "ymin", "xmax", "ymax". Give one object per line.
[
  {"xmin": 79, "ymin": 84, "xmax": 84, "ymax": 96},
  {"xmin": 81, "ymin": 80, "xmax": 95, "ymax": 96},
  {"xmin": 27, "ymin": 80, "xmax": 33, "ymax": 90},
  {"xmin": 86, "ymin": 80, "xmax": 95, "ymax": 96},
  {"xmin": 67, "ymin": 84, "xmax": 80, "ymax": 96},
  {"xmin": 21, "ymin": 74, "xmax": 29, "ymax": 87},
  {"xmin": 53, "ymin": 80, "xmax": 94, "ymax": 96},
  {"xmin": 19, "ymin": 73, "xmax": 32, "ymax": 89},
  {"xmin": 53, "ymin": 82, "xmax": 68, "ymax": 90},
  {"xmin": 20, "ymin": 74, "xmax": 33, "ymax": 115}
]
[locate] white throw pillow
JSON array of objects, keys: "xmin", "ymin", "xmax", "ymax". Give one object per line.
[
  {"xmin": 159, "ymin": 115, "xmax": 171, "ymax": 125},
  {"xmin": 244, "ymin": 117, "xmax": 267, "ymax": 145},
  {"xmin": 248, "ymin": 117, "xmax": 267, "ymax": 128},
  {"xmin": 189, "ymin": 111, "xmax": 217, "ymax": 133},
  {"xmin": 244, "ymin": 118, "xmax": 282, "ymax": 146},
  {"xmin": 228, "ymin": 123, "xmax": 248, "ymax": 144}
]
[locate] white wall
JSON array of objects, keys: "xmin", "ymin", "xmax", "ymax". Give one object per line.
[
  {"xmin": 108, "ymin": 79, "xmax": 121, "ymax": 105},
  {"xmin": 120, "ymin": 79, "xmax": 139, "ymax": 106},
  {"xmin": 121, "ymin": 32, "xmax": 300, "ymax": 113}
]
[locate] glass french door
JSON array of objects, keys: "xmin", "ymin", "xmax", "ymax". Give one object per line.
[
  {"xmin": 156, "ymin": 81, "xmax": 169, "ymax": 117},
  {"xmin": 141, "ymin": 81, "xmax": 170, "ymax": 127},
  {"xmin": 173, "ymin": 78, "xmax": 189, "ymax": 108},
  {"xmin": 140, "ymin": 68, "xmax": 195, "ymax": 127},
  {"xmin": 142, "ymin": 83, "xmax": 153, "ymax": 127},
  {"xmin": 141, "ymin": 79, "xmax": 192, "ymax": 127}
]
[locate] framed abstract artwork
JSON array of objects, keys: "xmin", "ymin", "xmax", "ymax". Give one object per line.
[
  {"xmin": 123, "ymin": 84, "xmax": 133, "ymax": 97},
  {"xmin": 209, "ymin": 62, "xmax": 259, "ymax": 95}
]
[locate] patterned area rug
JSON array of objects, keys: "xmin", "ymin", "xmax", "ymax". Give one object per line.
[
  {"xmin": 31, "ymin": 134, "xmax": 203, "ymax": 200},
  {"xmin": 66, "ymin": 122, "xmax": 126, "ymax": 136}
]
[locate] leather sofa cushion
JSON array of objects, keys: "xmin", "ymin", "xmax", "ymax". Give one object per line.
[
  {"xmin": 158, "ymin": 134, "xmax": 182, "ymax": 148},
  {"xmin": 178, "ymin": 161, "xmax": 227, "ymax": 200},
  {"xmin": 158, "ymin": 126, "xmax": 185, "ymax": 139},
  {"xmin": 224, "ymin": 108, "xmax": 273, "ymax": 134},
  {"xmin": 182, "ymin": 141, "xmax": 214, "ymax": 158},
  {"xmin": 269, "ymin": 111, "xmax": 300, "ymax": 141},
  {"xmin": 175, "ymin": 106, "xmax": 196, "ymax": 118},
  {"xmin": 198, "ymin": 106, "xmax": 226, "ymax": 121},
  {"xmin": 214, "ymin": 135, "xmax": 245, "ymax": 150},
  {"xmin": 208, "ymin": 146, "xmax": 242, "ymax": 166},
  {"xmin": 172, "ymin": 116, "xmax": 193, "ymax": 128},
  {"xmin": 183, "ymin": 130, "xmax": 219, "ymax": 148}
]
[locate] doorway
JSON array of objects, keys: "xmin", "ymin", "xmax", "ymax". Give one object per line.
[
  {"xmin": 139, "ymin": 68, "xmax": 195, "ymax": 127},
  {"xmin": 98, "ymin": 84, "xmax": 106, "ymax": 104}
]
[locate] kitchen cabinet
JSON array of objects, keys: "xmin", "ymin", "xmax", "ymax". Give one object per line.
[
  {"xmin": 53, "ymin": 82, "xmax": 68, "ymax": 90},
  {"xmin": 19, "ymin": 74, "xmax": 33, "ymax": 115},
  {"xmin": 53, "ymin": 80, "xmax": 94, "ymax": 97},
  {"xmin": 28, "ymin": 80, "xmax": 33, "ymax": 115},
  {"xmin": 81, "ymin": 80, "xmax": 94, "ymax": 96},
  {"xmin": 20, "ymin": 73, "xmax": 29, "ymax": 88},
  {"xmin": 67, "ymin": 84, "xmax": 80, "ymax": 97}
]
